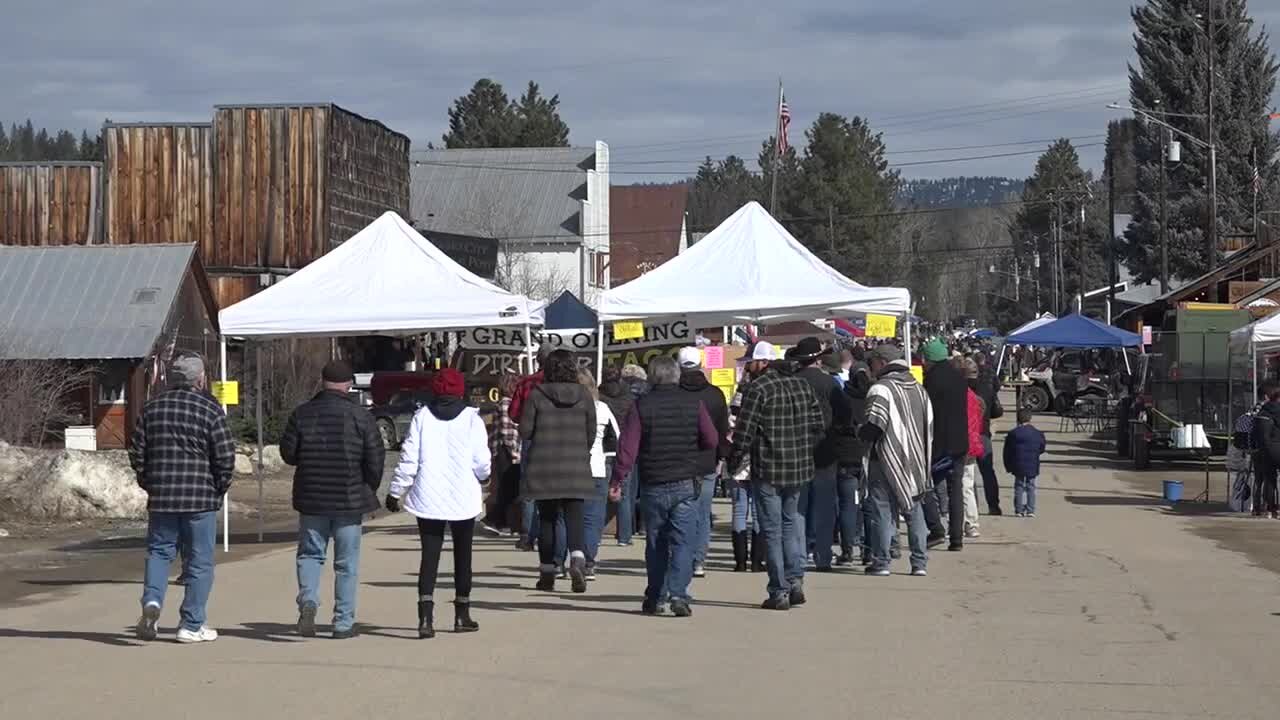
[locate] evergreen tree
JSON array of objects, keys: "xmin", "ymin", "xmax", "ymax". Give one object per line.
[
  {"xmin": 1106, "ymin": 118, "xmax": 1139, "ymax": 214},
  {"xmin": 512, "ymin": 82, "xmax": 569, "ymax": 147},
  {"xmin": 0, "ymin": 123, "xmax": 9, "ymax": 160},
  {"xmin": 686, "ymin": 155, "xmax": 765, "ymax": 231},
  {"xmin": 442, "ymin": 79, "xmax": 571, "ymax": 149},
  {"xmin": 1013, "ymin": 140, "xmax": 1110, "ymax": 315},
  {"xmin": 781, "ymin": 113, "xmax": 900, "ymax": 285},
  {"xmin": 1123, "ymin": 0, "xmax": 1280, "ymax": 281}
]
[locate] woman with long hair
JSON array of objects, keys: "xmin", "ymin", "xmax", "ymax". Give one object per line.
[
  {"xmin": 578, "ymin": 368, "xmax": 619, "ymax": 579},
  {"xmin": 386, "ymin": 368, "xmax": 491, "ymax": 638},
  {"xmin": 519, "ymin": 350, "xmax": 597, "ymax": 592}
]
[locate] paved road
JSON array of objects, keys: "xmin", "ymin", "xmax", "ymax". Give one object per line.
[{"xmin": 2, "ymin": 426, "xmax": 1278, "ymax": 720}]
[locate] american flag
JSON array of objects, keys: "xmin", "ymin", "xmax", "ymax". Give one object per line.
[{"xmin": 777, "ymin": 93, "xmax": 791, "ymax": 158}]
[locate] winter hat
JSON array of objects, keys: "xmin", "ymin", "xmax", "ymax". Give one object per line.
[
  {"xmin": 922, "ymin": 338, "xmax": 950, "ymax": 363},
  {"xmin": 871, "ymin": 344, "xmax": 903, "ymax": 363},
  {"xmin": 431, "ymin": 368, "xmax": 466, "ymax": 398},
  {"xmin": 677, "ymin": 346, "xmax": 703, "ymax": 369}
]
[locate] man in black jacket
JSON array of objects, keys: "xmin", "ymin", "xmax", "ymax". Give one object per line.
[
  {"xmin": 677, "ymin": 347, "xmax": 730, "ymax": 577},
  {"xmin": 922, "ymin": 338, "xmax": 967, "ymax": 550},
  {"xmin": 835, "ymin": 359, "xmax": 872, "ymax": 564},
  {"xmin": 1251, "ymin": 385, "xmax": 1280, "ymax": 519},
  {"xmin": 280, "ymin": 360, "xmax": 386, "ymax": 639},
  {"xmin": 792, "ymin": 337, "xmax": 847, "ymax": 571}
]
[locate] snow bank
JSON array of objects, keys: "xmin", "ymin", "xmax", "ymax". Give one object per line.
[
  {"xmin": 0, "ymin": 441, "xmax": 147, "ymax": 519},
  {"xmin": 233, "ymin": 444, "xmax": 286, "ymax": 475}
]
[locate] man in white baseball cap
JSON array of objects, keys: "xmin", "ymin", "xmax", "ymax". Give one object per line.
[{"xmin": 676, "ymin": 346, "xmax": 729, "ymax": 578}]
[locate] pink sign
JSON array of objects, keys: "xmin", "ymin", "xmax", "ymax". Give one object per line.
[
  {"xmin": 1142, "ymin": 326, "xmax": 1153, "ymax": 345},
  {"xmin": 703, "ymin": 346, "xmax": 725, "ymax": 369}
]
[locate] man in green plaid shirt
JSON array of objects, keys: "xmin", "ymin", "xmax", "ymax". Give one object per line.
[{"xmin": 730, "ymin": 342, "xmax": 825, "ymax": 611}]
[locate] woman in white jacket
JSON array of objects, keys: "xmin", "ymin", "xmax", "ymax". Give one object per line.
[
  {"xmin": 385, "ymin": 368, "xmax": 491, "ymax": 639},
  {"xmin": 579, "ymin": 369, "xmax": 619, "ymax": 579}
]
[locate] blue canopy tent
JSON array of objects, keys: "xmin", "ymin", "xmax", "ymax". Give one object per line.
[
  {"xmin": 1001, "ymin": 313, "xmax": 1140, "ymax": 375},
  {"xmin": 1006, "ymin": 313, "xmax": 1140, "ymax": 348},
  {"xmin": 543, "ymin": 290, "xmax": 598, "ymax": 331}
]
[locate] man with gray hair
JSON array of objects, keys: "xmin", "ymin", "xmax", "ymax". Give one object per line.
[
  {"xmin": 129, "ymin": 353, "xmax": 236, "ymax": 643},
  {"xmin": 610, "ymin": 355, "xmax": 720, "ymax": 617}
]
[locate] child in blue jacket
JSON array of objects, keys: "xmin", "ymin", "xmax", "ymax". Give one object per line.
[{"xmin": 1003, "ymin": 409, "xmax": 1046, "ymax": 517}]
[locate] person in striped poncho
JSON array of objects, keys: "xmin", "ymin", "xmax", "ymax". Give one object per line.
[{"xmin": 858, "ymin": 344, "xmax": 933, "ymax": 577}]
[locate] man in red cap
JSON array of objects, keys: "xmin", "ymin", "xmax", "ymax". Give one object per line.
[{"xmin": 280, "ymin": 359, "xmax": 386, "ymax": 639}]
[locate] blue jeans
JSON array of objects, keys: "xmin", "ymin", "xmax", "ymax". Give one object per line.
[
  {"xmin": 752, "ymin": 480, "xmax": 806, "ymax": 599},
  {"xmin": 731, "ymin": 482, "xmax": 759, "ymax": 532},
  {"xmin": 807, "ymin": 465, "xmax": 839, "ymax": 568},
  {"xmin": 641, "ymin": 480, "xmax": 698, "ymax": 604},
  {"xmin": 1014, "ymin": 476, "xmax": 1038, "ymax": 515},
  {"xmin": 693, "ymin": 472, "xmax": 718, "ymax": 566},
  {"xmin": 583, "ymin": 475, "xmax": 609, "ymax": 565},
  {"xmin": 142, "ymin": 511, "xmax": 217, "ymax": 632},
  {"xmin": 615, "ymin": 467, "xmax": 636, "ymax": 543},
  {"xmin": 296, "ymin": 513, "xmax": 363, "ymax": 632},
  {"xmin": 866, "ymin": 462, "xmax": 927, "ymax": 572},
  {"xmin": 836, "ymin": 464, "xmax": 862, "ymax": 555}
]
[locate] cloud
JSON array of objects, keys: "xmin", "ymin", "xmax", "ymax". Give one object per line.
[{"xmin": 1, "ymin": 0, "xmax": 1275, "ymax": 181}]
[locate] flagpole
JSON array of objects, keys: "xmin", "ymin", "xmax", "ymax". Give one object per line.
[
  {"xmin": 1253, "ymin": 147, "xmax": 1259, "ymax": 241},
  {"xmin": 770, "ymin": 78, "xmax": 781, "ymax": 214}
]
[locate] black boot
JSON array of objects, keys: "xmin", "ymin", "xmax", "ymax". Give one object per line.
[
  {"xmin": 731, "ymin": 531, "xmax": 748, "ymax": 572},
  {"xmin": 750, "ymin": 531, "xmax": 766, "ymax": 573},
  {"xmin": 453, "ymin": 600, "xmax": 479, "ymax": 633},
  {"xmin": 417, "ymin": 599, "xmax": 435, "ymax": 639}
]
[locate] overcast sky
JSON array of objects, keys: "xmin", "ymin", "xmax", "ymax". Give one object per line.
[{"xmin": 4, "ymin": 1, "xmax": 1278, "ymax": 181}]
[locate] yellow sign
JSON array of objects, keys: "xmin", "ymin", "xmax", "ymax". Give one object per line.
[
  {"xmin": 613, "ymin": 320, "xmax": 645, "ymax": 341},
  {"xmin": 865, "ymin": 314, "xmax": 897, "ymax": 338},
  {"xmin": 710, "ymin": 368, "xmax": 736, "ymax": 387},
  {"xmin": 719, "ymin": 385, "xmax": 733, "ymax": 403},
  {"xmin": 210, "ymin": 381, "xmax": 240, "ymax": 405},
  {"xmin": 909, "ymin": 365, "xmax": 924, "ymax": 384}
]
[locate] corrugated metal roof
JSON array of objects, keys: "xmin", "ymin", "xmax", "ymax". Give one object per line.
[
  {"xmin": 409, "ymin": 147, "xmax": 596, "ymax": 244},
  {"xmin": 0, "ymin": 244, "xmax": 195, "ymax": 360}
]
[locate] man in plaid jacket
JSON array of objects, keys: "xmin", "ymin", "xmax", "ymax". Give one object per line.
[
  {"xmin": 730, "ymin": 342, "xmax": 825, "ymax": 611},
  {"xmin": 129, "ymin": 354, "xmax": 236, "ymax": 644}
]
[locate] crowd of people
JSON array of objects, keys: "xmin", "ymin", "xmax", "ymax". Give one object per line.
[{"xmin": 126, "ymin": 334, "xmax": 1048, "ymax": 642}]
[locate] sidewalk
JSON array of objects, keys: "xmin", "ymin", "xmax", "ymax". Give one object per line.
[{"xmin": 2, "ymin": 428, "xmax": 1279, "ymax": 719}]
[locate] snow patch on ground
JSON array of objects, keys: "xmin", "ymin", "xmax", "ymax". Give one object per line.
[{"xmin": 0, "ymin": 441, "xmax": 147, "ymax": 519}]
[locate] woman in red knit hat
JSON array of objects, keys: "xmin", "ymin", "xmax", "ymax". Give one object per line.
[{"xmin": 386, "ymin": 367, "xmax": 491, "ymax": 638}]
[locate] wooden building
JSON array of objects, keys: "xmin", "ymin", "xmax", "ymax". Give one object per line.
[
  {"xmin": 0, "ymin": 161, "xmax": 102, "ymax": 247},
  {"xmin": 1, "ymin": 104, "xmax": 411, "ymax": 310},
  {"xmin": 0, "ymin": 244, "xmax": 219, "ymax": 449}
]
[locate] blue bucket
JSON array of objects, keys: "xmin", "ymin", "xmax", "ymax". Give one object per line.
[{"xmin": 1163, "ymin": 480, "xmax": 1183, "ymax": 503}]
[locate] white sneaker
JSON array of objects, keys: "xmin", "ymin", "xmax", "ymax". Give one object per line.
[
  {"xmin": 692, "ymin": 563, "xmax": 706, "ymax": 578},
  {"xmin": 136, "ymin": 602, "xmax": 161, "ymax": 641},
  {"xmin": 175, "ymin": 626, "xmax": 218, "ymax": 644},
  {"xmin": 964, "ymin": 527, "xmax": 980, "ymax": 539}
]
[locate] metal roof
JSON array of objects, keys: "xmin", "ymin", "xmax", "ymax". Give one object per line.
[
  {"xmin": 409, "ymin": 147, "xmax": 597, "ymax": 244},
  {"xmin": 0, "ymin": 244, "xmax": 196, "ymax": 360}
]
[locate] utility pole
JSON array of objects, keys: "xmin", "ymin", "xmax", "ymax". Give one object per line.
[
  {"xmin": 1206, "ymin": 0, "xmax": 1219, "ymax": 271},
  {"xmin": 1107, "ymin": 142, "xmax": 1117, "ymax": 321},
  {"xmin": 1160, "ymin": 130, "xmax": 1169, "ymax": 293}
]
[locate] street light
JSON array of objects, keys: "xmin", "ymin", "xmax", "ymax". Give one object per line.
[{"xmin": 1109, "ymin": 102, "xmax": 1219, "ymax": 272}]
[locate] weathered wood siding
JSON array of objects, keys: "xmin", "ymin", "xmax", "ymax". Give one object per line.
[
  {"xmin": 213, "ymin": 104, "xmax": 409, "ymax": 271},
  {"xmin": 0, "ymin": 163, "xmax": 101, "ymax": 247},
  {"xmin": 102, "ymin": 124, "xmax": 214, "ymax": 257},
  {"xmin": 327, "ymin": 106, "xmax": 410, "ymax": 247}
]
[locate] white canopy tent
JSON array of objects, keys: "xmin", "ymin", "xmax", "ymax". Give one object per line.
[
  {"xmin": 596, "ymin": 201, "xmax": 912, "ymax": 365},
  {"xmin": 1229, "ymin": 313, "xmax": 1280, "ymax": 402},
  {"xmin": 216, "ymin": 211, "xmax": 543, "ymax": 549}
]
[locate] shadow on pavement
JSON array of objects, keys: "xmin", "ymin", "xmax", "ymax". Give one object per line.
[{"xmin": 0, "ymin": 627, "xmax": 141, "ymax": 647}]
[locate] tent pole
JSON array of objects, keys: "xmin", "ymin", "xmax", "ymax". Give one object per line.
[
  {"xmin": 596, "ymin": 323, "xmax": 605, "ymax": 376},
  {"xmin": 903, "ymin": 314, "xmax": 913, "ymax": 366},
  {"xmin": 219, "ymin": 336, "xmax": 229, "ymax": 553},
  {"xmin": 995, "ymin": 344, "xmax": 1006, "ymax": 376},
  {"xmin": 1252, "ymin": 341, "xmax": 1258, "ymax": 405},
  {"xmin": 255, "ymin": 343, "xmax": 264, "ymax": 543},
  {"xmin": 1122, "ymin": 346, "xmax": 1132, "ymax": 376},
  {"xmin": 524, "ymin": 323, "xmax": 534, "ymax": 374}
]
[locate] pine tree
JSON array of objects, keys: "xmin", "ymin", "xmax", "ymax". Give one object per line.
[
  {"xmin": 687, "ymin": 155, "xmax": 765, "ymax": 230},
  {"xmin": 442, "ymin": 79, "xmax": 517, "ymax": 148},
  {"xmin": 512, "ymin": 82, "xmax": 569, "ymax": 147},
  {"xmin": 1123, "ymin": 0, "xmax": 1280, "ymax": 281},
  {"xmin": 0, "ymin": 123, "xmax": 9, "ymax": 161}
]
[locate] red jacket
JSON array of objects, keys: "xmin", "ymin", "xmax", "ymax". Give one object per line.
[
  {"xmin": 966, "ymin": 388, "xmax": 986, "ymax": 460},
  {"xmin": 506, "ymin": 370, "xmax": 544, "ymax": 428}
]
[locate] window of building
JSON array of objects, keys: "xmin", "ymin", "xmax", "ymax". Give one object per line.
[
  {"xmin": 591, "ymin": 251, "xmax": 609, "ymax": 289},
  {"xmin": 97, "ymin": 364, "xmax": 129, "ymax": 405}
]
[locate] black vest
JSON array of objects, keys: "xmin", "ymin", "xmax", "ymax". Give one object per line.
[{"xmin": 635, "ymin": 385, "xmax": 702, "ymax": 485}]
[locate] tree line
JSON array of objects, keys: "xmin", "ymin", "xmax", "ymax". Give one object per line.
[{"xmin": 0, "ymin": 119, "xmax": 102, "ymax": 162}]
